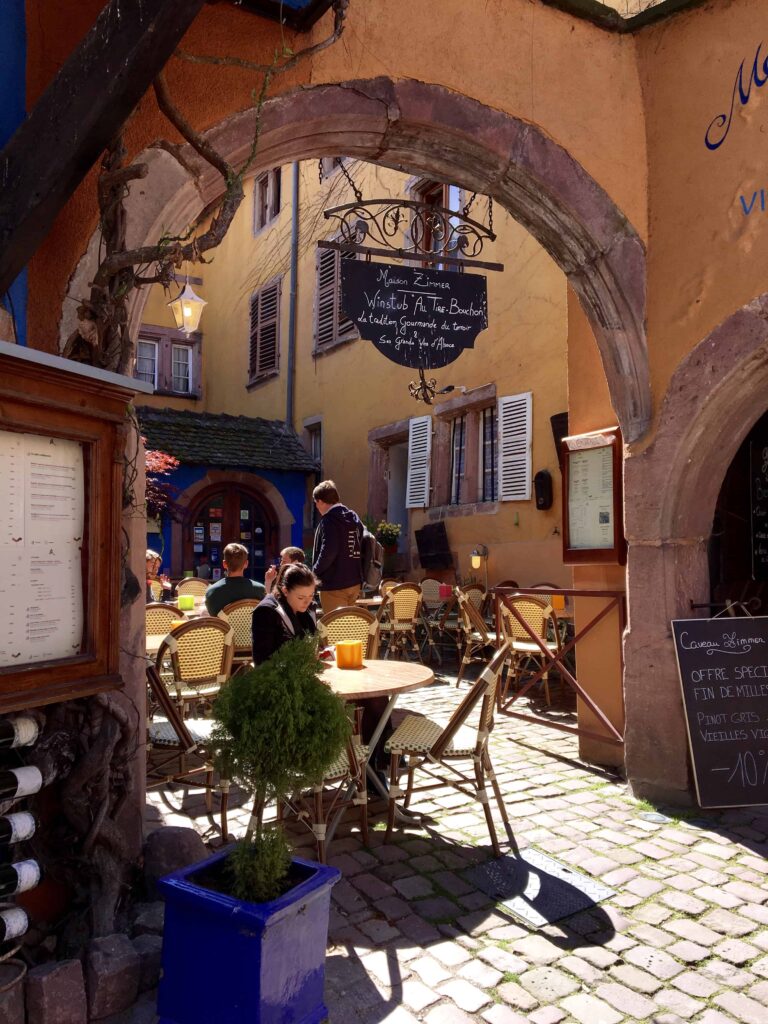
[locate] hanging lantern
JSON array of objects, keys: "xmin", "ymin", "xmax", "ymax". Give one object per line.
[{"xmin": 167, "ymin": 281, "xmax": 206, "ymax": 335}]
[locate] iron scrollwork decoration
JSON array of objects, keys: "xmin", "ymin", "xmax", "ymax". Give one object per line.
[{"xmin": 324, "ymin": 199, "xmax": 498, "ymax": 266}]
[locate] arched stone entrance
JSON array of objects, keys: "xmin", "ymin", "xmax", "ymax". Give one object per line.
[
  {"xmin": 64, "ymin": 78, "xmax": 649, "ymax": 441},
  {"xmin": 624, "ymin": 294, "xmax": 768, "ymax": 802}
]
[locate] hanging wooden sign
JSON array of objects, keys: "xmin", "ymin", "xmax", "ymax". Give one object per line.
[{"xmin": 340, "ymin": 260, "xmax": 488, "ymax": 370}]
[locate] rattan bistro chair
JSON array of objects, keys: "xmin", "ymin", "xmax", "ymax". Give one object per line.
[
  {"xmin": 217, "ymin": 599, "xmax": 261, "ymax": 670},
  {"xmin": 175, "ymin": 577, "xmax": 209, "ymax": 599},
  {"xmin": 377, "ymin": 583, "xmax": 424, "ymax": 661},
  {"xmin": 146, "ymin": 602, "xmax": 185, "ymax": 636},
  {"xmin": 499, "ymin": 595, "xmax": 561, "ymax": 706},
  {"xmin": 155, "ymin": 617, "xmax": 234, "ymax": 714},
  {"xmin": 146, "ymin": 665, "xmax": 231, "ymax": 840},
  {"xmin": 317, "ymin": 606, "xmax": 380, "ymax": 658},
  {"xmin": 384, "ymin": 643, "xmax": 515, "ymax": 857},
  {"xmin": 455, "ymin": 590, "xmax": 501, "ymax": 685}
]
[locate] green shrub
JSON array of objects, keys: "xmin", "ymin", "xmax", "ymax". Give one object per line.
[{"xmin": 213, "ymin": 635, "xmax": 351, "ymax": 902}]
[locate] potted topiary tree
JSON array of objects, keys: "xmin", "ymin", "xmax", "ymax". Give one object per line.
[{"xmin": 156, "ymin": 636, "xmax": 351, "ymax": 1024}]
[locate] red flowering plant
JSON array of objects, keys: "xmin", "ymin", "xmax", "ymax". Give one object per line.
[{"xmin": 144, "ymin": 442, "xmax": 182, "ymax": 521}]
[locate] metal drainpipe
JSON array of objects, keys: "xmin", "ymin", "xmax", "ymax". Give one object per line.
[{"xmin": 285, "ymin": 161, "xmax": 300, "ymax": 428}]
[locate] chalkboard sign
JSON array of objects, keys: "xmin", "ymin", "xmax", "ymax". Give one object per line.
[
  {"xmin": 750, "ymin": 440, "xmax": 768, "ymax": 581},
  {"xmin": 672, "ymin": 616, "xmax": 768, "ymax": 807},
  {"xmin": 340, "ymin": 260, "xmax": 488, "ymax": 370}
]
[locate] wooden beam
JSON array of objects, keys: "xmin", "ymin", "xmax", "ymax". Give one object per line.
[{"xmin": 0, "ymin": 0, "xmax": 207, "ymax": 297}]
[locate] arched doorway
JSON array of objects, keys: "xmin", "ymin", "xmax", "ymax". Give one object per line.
[
  {"xmin": 624, "ymin": 293, "xmax": 768, "ymax": 802},
  {"xmin": 65, "ymin": 78, "xmax": 648, "ymax": 442},
  {"xmin": 183, "ymin": 482, "xmax": 280, "ymax": 581}
]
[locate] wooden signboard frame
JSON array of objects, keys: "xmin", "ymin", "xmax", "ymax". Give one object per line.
[
  {"xmin": 0, "ymin": 342, "xmax": 149, "ymax": 713},
  {"xmin": 561, "ymin": 427, "xmax": 626, "ymax": 566}
]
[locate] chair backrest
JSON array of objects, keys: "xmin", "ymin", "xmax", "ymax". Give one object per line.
[
  {"xmin": 495, "ymin": 579, "xmax": 519, "ymax": 590},
  {"xmin": 380, "ymin": 579, "xmax": 400, "ymax": 597},
  {"xmin": 457, "ymin": 590, "xmax": 491, "ymax": 642},
  {"xmin": 218, "ymin": 599, "xmax": 261, "ymax": 653},
  {"xmin": 386, "ymin": 582, "xmax": 422, "ymax": 624},
  {"xmin": 157, "ymin": 617, "xmax": 234, "ymax": 684},
  {"xmin": 148, "ymin": 578, "xmax": 164, "ymax": 602},
  {"xmin": 146, "ymin": 603, "xmax": 184, "ymax": 636},
  {"xmin": 431, "ymin": 642, "xmax": 510, "ymax": 759},
  {"xmin": 461, "ymin": 584, "xmax": 486, "ymax": 613},
  {"xmin": 176, "ymin": 578, "xmax": 209, "ymax": 598},
  {"xmin": 419, "ymin": 578, "xmax": 443, "ymax": 610},
  {"xmin": 318, "ymin": 606, "xmax": 380, "ymax": 658},
  {"xmin": 146, "ymin": 665, "xmax": 197, "ymax": 752},
  {"xmin": 499, "ymin": 595, "xmax": 552, "ymax": 643}
]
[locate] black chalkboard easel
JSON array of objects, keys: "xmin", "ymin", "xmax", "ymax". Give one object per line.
[{"xmin": 672, "ymin": 616, "xmax": 768, "ymax": 808}]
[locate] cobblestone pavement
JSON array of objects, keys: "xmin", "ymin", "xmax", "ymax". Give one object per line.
[{"xmin": 145, "ymin": 667, "xmax": 768, "ymax": 1024}]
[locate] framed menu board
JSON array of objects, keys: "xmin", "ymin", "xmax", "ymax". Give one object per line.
[
  {"xmin": 561, "ymin": 427, "xmax": 626, "ymax": 565},
  {"xmin": 0, "ymin": 341, "xmax": 148, "ymax": 712}
]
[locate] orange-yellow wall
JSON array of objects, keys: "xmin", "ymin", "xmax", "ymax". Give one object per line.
[{"xmin": 24, "ymin": 0, "xmax": 646, "ymax": 352}]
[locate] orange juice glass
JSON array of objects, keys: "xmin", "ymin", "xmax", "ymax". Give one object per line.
[
  {"xmin": 336, "ymin": 640, "xmax": 363, "ymax": 669},
  {"xmin": 551, "ymin": 593, "xmax": 565, "ymax": 611},
  {"xmin": 170, "ymin": 619, "xmax": 187, "ymax": 630}
]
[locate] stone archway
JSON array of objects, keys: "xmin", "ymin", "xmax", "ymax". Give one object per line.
[
  {"xmin": 64, "ymin": 78, "xmax": 649, "ymax": 441},
  {"xmin": 624, "ymin": 294, "xmax": 768, "ymax": 802}
]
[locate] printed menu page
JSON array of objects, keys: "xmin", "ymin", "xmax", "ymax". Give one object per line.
[
  {"xmin": 567, "ymin": 445, "xmax": 615, "ymax": 550},
  {"xmin": 0, "ymin": 431, "xmax": 85, "ymax": 667}
]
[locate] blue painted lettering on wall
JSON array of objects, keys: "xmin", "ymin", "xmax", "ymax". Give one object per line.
[
  {"xmin": 705, "ymin": 41, "xmax": 768, "ymax": 151},
  {"xmin": 739, "ymin": 190, "xmax": 767, "ymax": 215}
]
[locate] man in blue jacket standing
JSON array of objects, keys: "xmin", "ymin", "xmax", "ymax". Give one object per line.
[{"xmin": 312, "ymin": 479, "xmax": 364, "ymax": 613}]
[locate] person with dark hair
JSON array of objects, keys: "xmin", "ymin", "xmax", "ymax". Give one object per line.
[
  {"xmin": 264, "ymin": 545, "xmax": 306, "ymax": 593},
  {"xmin": 251, "ymin": 562, "xmax": 319, "ymax": 665},
  {"xmin": 204, "ymin": 542, "xmax": 266, "ymax": 615},
  {"xmin": 311, "ymin": 479, "xmax": 364, "ymax": 613}
]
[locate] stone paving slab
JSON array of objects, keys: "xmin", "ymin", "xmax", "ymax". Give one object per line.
[{"xmin": 145, "ymin": 666, "xmax": 768, "ymax": 1024}]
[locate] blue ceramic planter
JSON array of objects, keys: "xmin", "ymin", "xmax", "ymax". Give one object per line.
[{"xmin": 157, "ymin": 849, "xmax": 340, "ymax": 1024}]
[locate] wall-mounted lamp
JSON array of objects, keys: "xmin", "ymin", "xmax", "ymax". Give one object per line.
[
  {"xmin": 168, "ymin": 279, "xmax": 206, "ymax": 335},
  {"xmin": 470, "ymin": 544, "xmax": 489, "ymax": 590},
  {"xmin": 470, "ymin": 544, "xmax": 488, "ymax": 570}
]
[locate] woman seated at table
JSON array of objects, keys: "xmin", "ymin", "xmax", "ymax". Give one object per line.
[
  {"xmin": 251, "ymin": 563, "xmax": 319, "ymax": 665},
  {"xmin": 146, "ymin": 549, "xmax": 172, "ymax": 602}
]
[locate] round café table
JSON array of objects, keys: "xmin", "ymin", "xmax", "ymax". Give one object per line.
[{"xmin": 321, "ymin": 658, "xmax": 434, "ymax": 807}]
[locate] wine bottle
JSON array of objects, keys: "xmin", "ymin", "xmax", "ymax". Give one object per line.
[
  {"xmin": 0, "ymin": 907, "xmax": 28, "ymax": 944},
  {"xmin": 0, "ymin": 767, "xmax": 43, "ymax": 801},
  {"xmin": 0, "ymin": 859, "xmax": 41, "ymax": 897},
  {"xmin": 0, "ymin": 718, "xmax": 38, "ymax": 750},
  {"xmin": 0, "ymin": 813, "xmax": 36, "ymax": 846}
]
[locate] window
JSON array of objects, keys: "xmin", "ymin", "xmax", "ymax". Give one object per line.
[
  {"xmin": 307, "ymin": 423, "xmax": 322, "ymax": 471},
  {"xmin": 136, "ymin": 339, "xmax": 158, "ymax": 389},
  {"xmin": 315, "ymin": 243, "xmax": 357, "ymax": 351},
  {"xmin": 253, "ymin": 168, "xmax": 281, "ymax": 233},
  {"xmin": 171, "ymin": 344, "xmax": 191, "ymax": 394},
  {"xmin": 249, "ymin": 279, "xmax": 281, "ymax": 383},
  {"xmin": 481, "ymin": 406, "xmax": 497, "ymax": 501},
  {"xmin": 412, "ymin": 180, "xmax": 463, "ymax": 267},
  {"xmin": 133, "ymin": 326, "xmax": 201, "ymax": 398},
  {"xmin": 320, "ymin": 156, "xmax": 345, "ymax": 179},
  {"xmin": 450, "ymin": 414, "xmax": 467, "ymax": 505}
]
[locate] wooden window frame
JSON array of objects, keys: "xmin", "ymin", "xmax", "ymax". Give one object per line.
[
  {"xmin": 134, "ymin": 325, "xmax": 201, "ymax": 399},
  {"xmin": 171, "ymin": 343, "xmax": 192, "ymax": 395},
  {"xmin": 253, "ymin": 168, "xmax": 281, "ymax": 234},
  {"xmin": 449, "ymin": 414, "xmax": 467, "ymax": 506},
  {"xmin": 480, "ymin": 405, "xmax": 498, "ymax": 502},
  {"xmin": 248, "ymin": 278, "xmax": 282, "ymax": 386},
  {"xmin": 136, "ymin": 338, "xmax": 158, "ymax": 390},
  {"xmin": 314, "ymin": 239, "xmax": 358, "ymax": 355}
]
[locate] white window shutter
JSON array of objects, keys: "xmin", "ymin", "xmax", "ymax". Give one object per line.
[
  {"xmin": 406, "ymin": 416, "xmax": 432, "ymax": 508},
  {"xmin": 498, "ymin": 392, "xmax": 532, "ymax": 501}
]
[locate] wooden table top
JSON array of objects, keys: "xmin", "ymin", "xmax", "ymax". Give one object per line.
[{"xmin": 321, "ymin": 659, "xmax": 434, "ymax": 700}]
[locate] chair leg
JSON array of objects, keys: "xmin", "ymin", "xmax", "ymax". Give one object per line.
[
  {"xmin": 484, "ymin": 749, "xmax": 517, "ymax": 855},
  {"xmin": 403, "ymin": 757, "xmax": 417, "ymax": 809},
  {"xmin": 357, "ymin": 766, "xmax": 369, "ymax": 847},
  {"xmin": 456, "ymin": 649, "xmax": 472, "ymax": 687},
  {"xmin": 219, "ymin": 778, "xmax": 230, "ymax": 843},
  {"xmin": 313, "ymin": 785, "xmax": 326, "ymax": 864},
  {"xmin": 385, "ymin": 751, "xmax": 400, "ymax": 842},
  {"xmin": 204, "ymin": 769, "xmax": 213, "ymax": 814},
  {"xmin": 473, "ymin": 754, "xmax": 501, "ymax": 858}
]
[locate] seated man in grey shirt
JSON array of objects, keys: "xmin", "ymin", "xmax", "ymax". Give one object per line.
[{"xmin": 204, "ymin": 542, "xmax": 266, "ymax": 615}]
